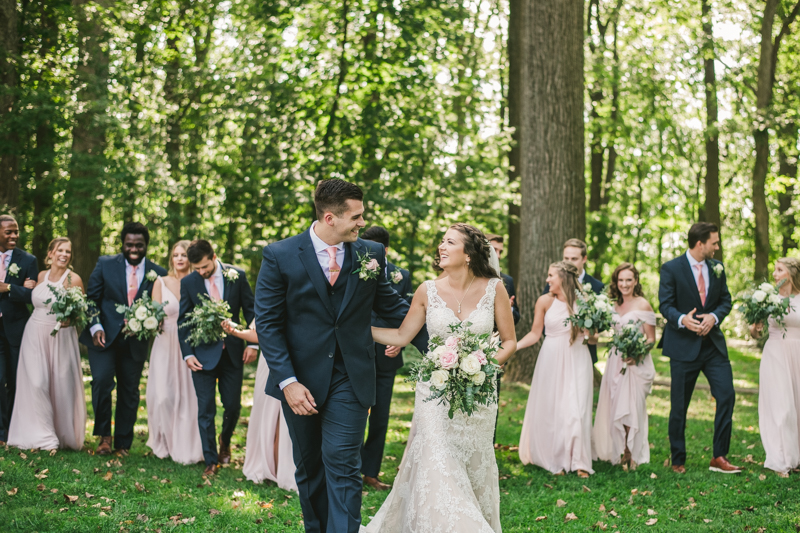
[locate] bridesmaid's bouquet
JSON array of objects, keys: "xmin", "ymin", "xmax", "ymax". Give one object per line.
[
  {"xmin": 737, "ymin": 281, "xmax": 793, "ymax": 332},
  {"xmin": 180, "ymin": 295, "xmax": 233, "ymax": 347},
  {"xmin": 609, "ymin": 320, "xmax": 654, "ymax": 375},
  {"xmin": 408, "ymin": 322, "xmax": 502, "ymax": 419},
  {"xmin": 115, "ymin": 292, "xmax": 167, "ymax": 341},
  {"xmin": 45, "ymin": 279, "xmax": 97, "ymax": 336},
  {"xmin": 565, "ymin": 284, "xmax": 615, "ymax": 342}
]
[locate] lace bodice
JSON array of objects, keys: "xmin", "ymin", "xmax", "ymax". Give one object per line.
[{"xmin": 424, "ymin": 278, "xmax": 499, "ymax": 339}]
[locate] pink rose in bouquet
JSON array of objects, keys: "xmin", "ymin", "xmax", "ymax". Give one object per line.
[
  {"xmin": 445, "ymin": 336, "xmax": 459, "ymax": 349},
  {"xmin": 471, "ymin": 349, "xmax": 487, "ymax": 365},
  {"xmin": 439, "ymin": 349, "xmax": 460, "ymax": 370}
]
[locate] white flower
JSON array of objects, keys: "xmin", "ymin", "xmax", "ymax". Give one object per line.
[
  {"xmin": 584, "ymin": 318, "xmax": 594, "ymax": 328},
  {"xmin": 768, "ymin": 294, "xmax": 783, "ymax": 305},
  {"xmin": 116, "ymin": 304, "xmax": 128, "ymax": 314},
  {"xmin": 459, "ymin": 355, "xmax": 482, "ymax": 375},
  {"xmin": 583, "ymin": 283, "xmax": 593, "ymax": 292},
  {"xmin": 472, "ymin": 371, "xmax": 486, "ymax": 386},
  {"xmin": 224, "ymin": 268, "xmax": 239, "ymax": 282},
  {"xmin": 712, "ymin": 263, "xmax": 724, "ymax": 277},
  {"xmin": 429, "ymin": 369, "xmax": 449, "ymax": 390},
  {"xmin": 134, "ymin": 306, "xmax": 149, "ymax": 321},
  {"xmin": 143, "ymin": 316, "xmax": 159, "ymax": 330},
  {"xmin": 146, "ymin": 270, "xmax": 158, "ymax": 282},
  {"xmin": 391, "ymin": 270, "xmax": 403, "ymax": 284},
  {"xmin": 429, "ymin": 345, "xmax": 447, "ymax": 361},
  {"xmin": 759, "ymin": 282, "xmax": 775, "ymax": 294},
  {"xmin": 128, "ymin": 319, "xmax": 142, "ymax": 332},
  {"xmin": 752, "ymin": 290, "xmax": 767, "ymax": 303},
  {"xmin": 8, "ymin": 263, "xmax": 20, "ymax": 277}
]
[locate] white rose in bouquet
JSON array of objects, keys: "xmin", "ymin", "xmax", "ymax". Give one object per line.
[
  {"xmin": 134, "ymin": 305, "xmax": 149, "ymax": 321},
  {"xmin": 471, "ymin": 371, "xmax": 486, "ymax": 386},
  {"xmin": 429, "ymin": 369, "xmax": 449, "ymax": 390},
  {"xmin": 143, "ymin": 316, "xmax": 159, "ymax": 330},
  {"xmin": 769, "ymin": 294, "xmax": 783, "ymax": 305},
  {"xmin": 752, "ymin": 290, "xmax": 767, "ymax": 303},
  {"xmin": 759, "ymin": 283, "xmax": 775, "ymax": 293},
  {"xmin": 430, "ymin": 345, "xmax": 447, "ymax": 361},
  {"xmin": 583, "ymin": 283, "xmax": 593, "ymax": 292},
  {"xmin": 459, "ymin": 355, "xmax": 482, "ymax": 375},
  {"xmin": 128, "ymin": 319, "xmax": 142, "ymax": 332}
]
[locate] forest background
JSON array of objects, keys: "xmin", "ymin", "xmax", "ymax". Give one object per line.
[{"xmin": 1, "ymin": 0, "xmax": 798, "ymax": 381}]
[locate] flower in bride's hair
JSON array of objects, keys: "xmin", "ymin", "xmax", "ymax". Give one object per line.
[
  {"xmin": 143, "ymin": 316, "xmax": 159, "ymax": 330},
  {"xmin": 128, "ymin": 319, "xmax": 142, "ymax": 333},
  {"xmin": 444, "ymin": 336, "xmax": 459, "ymax": 349},
  {"xmin": 460, "ymin": 355, "xmax": 481, "ymax": 375},
  {"xmin": 438, "ymin": 349, "xmax": 459, "ymax": 370},
  {"xmin": 471, "ymin": 349, "xmax": 487, "ymax": 365},
  {"xmin": 134, "ymin": 305, "xmax": 149, "ymax": 321},
  {"xmin": 471, "ymin": 371, "xmax": 486, "ymax": 386},
  {"xmin": 430, "ymin": 370, "xmax": 449, "ymax": 390}
]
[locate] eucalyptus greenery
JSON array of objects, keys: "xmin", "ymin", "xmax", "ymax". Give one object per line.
[
  {"xmin": 45, "ymin": 275, "xmax": 97, "ymax": 337},
  {"xmin": 180, "ymin": 295, "xmax": 233, "ymax": 347},
  {"xmin": 608, "ymin": 320, "xmax": 654, "ymax": 375}
]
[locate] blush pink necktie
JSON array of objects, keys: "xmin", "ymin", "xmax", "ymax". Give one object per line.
[
  {"xmin": 695, "ymin": 264, "xmax": 706, "ymax": 307},
  {"xmin": 208, "ymin": 278, "xmax": 222, "ymax": 301},
  {"xmin": 326, "ymin": 246, "xmax": 340, "ymax": 285},
  {"xmin": 127, "ymin": 268, "xmax": 138, "ymax": 305}
]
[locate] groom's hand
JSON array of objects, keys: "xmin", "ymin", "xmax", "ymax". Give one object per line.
[
  {"xmin": 385, "ymin": 346, "xmax": 402, "ymax": 358},
  {"xmin": 681, "ymin": 308, "xmax": 702, "ymax": 334},
  {"xmin": 696, "ymin": 314, "xmax": 716, "ymax": 336},
  {"xmin": 243, "ymin": 347, "xmax": 258, "ymax": 364},
  {"xmin": 284, "ymin": 382, "xmax": 318, "ymax": 416}
]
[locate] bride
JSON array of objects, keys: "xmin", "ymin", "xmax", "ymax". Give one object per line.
[{"xmin": 363, "ymin": 223, "xmax": 517, "ymax": 533}]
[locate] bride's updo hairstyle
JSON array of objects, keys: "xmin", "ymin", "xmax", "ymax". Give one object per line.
[
  {"xmin": 550, "ymin": 260, "xmax": 582, "ymax": 345},
  {"xmin": 777, "ymin": 257, "xmax": 800, "ymax": 293},
  {"xmin": 608, "ymin": 262, "xmax": 644, "ymax": 305},
  {"xmin": 435, "ymin": 223, "xmax": 500, "ymax": 279}
]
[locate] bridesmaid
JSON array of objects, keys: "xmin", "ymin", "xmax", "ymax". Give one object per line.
[
  {"xmin": 750, "ymin": 257, "xmax": 800, "ymax": 477},
  {"xmin": 8, "ymin": 237, "xmax": 86, "ymax": 450},
  {"xmin": 517, "ymin": 261, "xmax": 596, "ymax": 478},
  {"xmin": 592, "ymin": 263, "xmax": 656, "ymax": 470},
  {"xmin": 221, "ymin": 320, "xmax": 297, "ymax": 491},
  {"xmin": 146, "ymin": 241, "xmax": 204, "ymax": 464}
]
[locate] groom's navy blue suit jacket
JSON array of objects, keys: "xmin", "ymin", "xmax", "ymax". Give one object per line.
[
  {"xmin": 658, "ymin": 255, "xmax": 731, "ymax": 362},
  {"xmin": 255, "ymin": 230, "xmax": 426, "ymax": 409},
  {"xmin": 0, "ymin": 248, "xmax": 38, "ymax": 346}
]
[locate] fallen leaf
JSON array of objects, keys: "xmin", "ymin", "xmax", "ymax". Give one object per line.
[
  {"xmin": 663, "ymin": 458, "xmax": 670, "ymax": 468},
  {"xmin": 582, "ymin": 485, "xmax": 591, "ymax": 492},
  {"xmin": 72, "ymin": 469, "xmax": 81, "ymax": 475},
  {"xmin": 137, "ymin": 514, "xmax": 149, "ymax": 522},
  {"xmin": 135, "ymin": 482, "xmax": 145, "ymax": 492},
  {"xmin": 160, "ymin": 478, "xmax": 169, "ymax": 484},
  {"xmin": 36, "ymin": 483, "xmax": 45, "ymax": 491},
  {"xmin": 7, "ymin": 487, "xmax": 18, "ymax": 496},
  {"xmin": 35, "ymin": 473, "xmax": 48, "ymax": 480},
  {"xmin": 50, "ymin": 488, "xmax": 58, "ymax": 493},
  {"xmin": 557, "ymin": 499, "xmax": 567, "ymax": 507},
  {"xmin": 103, "ymin": 471, "xmax": 113, "ymax": 481},
  {"xmin": 231, "ymin": 501, "xmax": 241, "ymax": 510},
  {"xmin": 733, "ymin": 510, "xmax": 742, "ymax": 515},
  {"xmin": 209, "ymin": 509, "xmax": 221, "ymax": 516},
  {"xmin": 647, "ymin": 509, "xmax": 657, "ymax": 516},
  {"xmin": 631, "ymin": 489, "xmax": 639, "ymax": 495},
  {"xmin": 535, "ymin": 516, "xmax": 547, "ymax": 522},
  {"xmin": 650, "ymin": 473, "xmax": 657, "ymax": 479},
  {"xmin": 646, "ymin": 518, "xmax": 658, "ymax": 525},
  {"xmin": 85, "ymin": 492, "xmax": 94, "ymax": 499},
  {"xmin": 543, "ymin": 483, "xmax": 553, "ymax": 489},
  {"xmin": 565, "ymin": 512, "xmax": 578, "ymax": 522},
  {"xmin": 19, "ymin": 452, "xmax": 27, "ymax": 460},
  {"xmin": 138, "ymin": 468, "xmax": 145, "ymax": 472},
  {"xmin": 747, "ymin": 444, "xmax": 755, "ymax": 449},
  {"xmin": 599, "ymin": 504, "xmax": 606, "ymax": 512},
  {"xmin": 703, "ymin": 519, "xmax": 712, "ymax": 523},
  {"xmin": 609, "ymin": 510, "xmax": 619, "ymax": 517},
  {"xmin": 49, "ymin": 449, "xmax": 57, "ymax": 456},
  {"xmin": 594, "ymin": 522, "xmax": 608, "ymax": 531},
  {"xmin": 255, "ymin": 518, "xmax": 263, "ymax": 525},
  {"xmin": 233, "ymin": 490, "xmax": 245, "ymax": 498},
  {"xmin": 99, "ymin": 511, "xmax": 107, "ymax": 517},
  {"xmin": 182, "ymin": 517, "xmax": 195, "ymax": 524},
  {"xmin": 759, "ymin": 474, "xmax": 766, "ymax": 481},
  {"xmin": 64, "ymin": 494, "xmax": 79, "ymax": 503}
]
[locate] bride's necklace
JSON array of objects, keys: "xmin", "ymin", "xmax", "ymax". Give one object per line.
[{"xmin": 448, "ymin": 275, "xmax": 476, "ymax": 314}]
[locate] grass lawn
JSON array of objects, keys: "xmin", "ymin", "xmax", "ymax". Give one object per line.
[{"xmin": 2, "ymin": 345, "xmax": 798, "ymax": 532}]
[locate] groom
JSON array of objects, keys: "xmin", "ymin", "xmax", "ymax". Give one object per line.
[
  {"xmin": 659, "ymin": 222, "xmax": 738, "ymax": 474},
  {"xmin": 255, "ymin": 179, "xmax": 426, "ymax": 533}
]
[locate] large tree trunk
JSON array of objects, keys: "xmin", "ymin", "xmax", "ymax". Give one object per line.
[
  {"xmin": 702, "ymin": 0, "xmax": 722, "ymax": 260},
  {"xmin": 0, "ymin": 0, "xmax": 19, "ymax": 213},
  {"xmin": 506, "ymin": 0, "xmax": 523, "ymax": 284},
  {"xmin": 504, "ymin": 0, "xmax": 585, "ymax": 383},
  {"xmin": 778, "ymin": 124, "xmax": 798, "ymax": 255},
  {"xmin": 67, "ymin": 0, "xmax": 111, "ymax": 281}
]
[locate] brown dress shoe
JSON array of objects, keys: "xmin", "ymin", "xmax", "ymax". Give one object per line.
[
  {"xmin": 114, "ymin": 448, "xmax": 130, "ymax": 457},
  {"xmin": 96, "ymin": 436, "xmax": 113, "ymax": 456},
  {"xmin": 218, "ymin": 436, "xmax": 231, "ymax": 465},
  {"xmin": 671, "ymin": 465, "xmax": 686, "ymax": 474},
  {"xmin": 709, "ymin": 456, "xmax": 742, "ymax": 474},
  {"xmin": 363, "ymin": 475, "xmax": 391, "ymax": 491},
  {"xmin": 203, "ymin": 464, "xmax": 218, "ymax": 477}
]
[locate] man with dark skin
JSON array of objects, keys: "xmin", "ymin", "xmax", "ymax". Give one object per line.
[
  {"xmin": 80, "ymin": 222, "xmax": 167, "ymax": 455},
  {"xmin": 0, "ymin": 215, "xmax": 38, "ymax": 444}
]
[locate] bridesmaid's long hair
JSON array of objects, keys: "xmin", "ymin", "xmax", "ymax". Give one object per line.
[
  {"xmin": 434, "ymin": 223, "xmax": 500, "ymax": 280},
  {"xmin": 777, "ymin": 257, "xmax": 800, "ymax": 294},
  {"xmin": 551, "ymin": 261, "xmax": 582, "ymax": 345},
  {"xmin": 44, "ymin": 237, "xmax": 73, "ymax": 270},
  {"xmin": 608, "ymin": 262, "xmax": 644, "ymax": 305},
  {"xmin": 168, "ymin": 240, "xmax": 193, "ymax": 277}
]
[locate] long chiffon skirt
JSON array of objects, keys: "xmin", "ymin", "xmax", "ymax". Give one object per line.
[{"xmin": 759, "ymin": 333, "xmax": 800, "ymax": 474}]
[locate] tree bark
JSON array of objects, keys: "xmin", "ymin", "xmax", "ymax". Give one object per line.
[
  {"xmin": 67, "ymin": 0, "xmax": 111, "ymax": 281},
  {"xmin": 504, "ymin": 0, "xmax": 585, "ymax": 383},
  {"xmin": 0, "ymin": 0, "xmax": 19, "ymax": 213},
  {"xmin": 506, "ymin": 0, "xmax": 523, "ymax": 284},
  {"xmin": 778, "ymin": 124, "xmax": 798, "ymax": 255},
  {"xmin": 702, "ymin": 0, "xmax": 722, "ymax": 260}
]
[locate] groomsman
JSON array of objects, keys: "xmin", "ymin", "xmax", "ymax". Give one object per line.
[
  {"xmin": 0, "ymin": 215, "xmax": 38, "ymax": 444},
  {"xmin": 359, "ymin": 226, "xmax": 412, "ymax": 491},
  {"xmin": 659, "ymin": 222, "xmax": 739, "ymax": 474},
  {"xmin": 487, "ymin": 234, "xmax": 520, "ymax": 324},
  {"xmin": 81, "ymin": 222, "xmax": 167, "ymax": 455},
  {"xmin": 178, "ymin": 240, "xmax": 257, "ymax": 476},
  {"xmin": 543, "ymin": 238, "xmax": 604, "ymax": 364}
]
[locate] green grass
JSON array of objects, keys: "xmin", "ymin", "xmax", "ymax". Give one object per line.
[{"xmin": 2, "ymin": 346, "xmax": 798, "ymax": 532}]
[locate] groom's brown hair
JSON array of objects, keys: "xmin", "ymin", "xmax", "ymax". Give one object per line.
[{"xmin": 314, "ymin": 179, "xmax": 363, "ymax": 220}]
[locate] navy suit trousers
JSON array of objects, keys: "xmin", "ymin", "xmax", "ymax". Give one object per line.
[{"xmin": 0, "ymin": 320, "xmax": 21, "ymax": 441}]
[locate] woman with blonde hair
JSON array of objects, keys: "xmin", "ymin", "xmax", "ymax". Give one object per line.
[
  {"xmin": 145, "ymin": 240, "xmax": 204, "ymax": 464},
  {"xmin": 8, "ymin": 237, "xmax": 87, "ymax": 450},
  {"xmin": 517, "ymin": 261, "xmax": 596, "ymax": 478},
  {"xmin": 750, "ymin": 257, "xmax": 800, "ymax": 477}
]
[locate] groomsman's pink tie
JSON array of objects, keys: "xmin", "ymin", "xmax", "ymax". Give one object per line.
[
  {"xmin": 208, "ymin": 279, "xmax": 222, "ymax": 301},
  {"xmin": 127, "ymin": 268, "xmax": 138, "ymax": 305},
  {"xmin": 326, "ymin": 246, "xmax": 340, "ymax": 285},
  {"xmin": 695, "ymin": 264, "xmax": 706, "ymax": 307}
]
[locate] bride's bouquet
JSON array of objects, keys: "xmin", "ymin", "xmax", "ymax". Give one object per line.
[
  {"xmin": 408, "ymin": 322, "xmax": 502, "ymax": 419},
  {"xmin": 45, "ymin": 277, "xmax": 97, "ymax": 336},
  {"xmin": 564, "ymin": 284, "xmax": 615, "ymax": 342},
  {"xmin": 609, "ymin": 320, "xmax": 653, "ymax": 375},
  {"xmin": 115, "ymin": 292, "xmax": 167, "ymax": 341},
  {"xmin": 180, "ymin": 295, "xmax": 233, "ymax": 347},
  {"xmin": 737, "ymin": 281, "xmax": 792, "ymax": 331}
]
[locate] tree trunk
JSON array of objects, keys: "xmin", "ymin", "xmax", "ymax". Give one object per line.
[
  {"xmin": 0, "ymin": 0, "xmax": 19, "ymax": 213},
  {"xmin": 504, "ymin": 0, "xmax": 585, "ymax": 383},
  {"xmin": 778, "ymin": 124, "xmax": 798, "ymax": 255},
  {"xmin": 506, "ymin": 0, "xmax": 523, "ymax": 284},
  {"xmin": 67, "ymin": 0, "xmax": 111, "ymax": 281},
  {"xmin": 702, "ymin": 0, "xmax": 722, "ymax": 260}
]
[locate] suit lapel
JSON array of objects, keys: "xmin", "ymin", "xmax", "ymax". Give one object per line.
[
  {"xmin": 338, "ymin": 241, "xmax": 362, "ymax": 319},
  {"xmin": 298, "ymin": 231, "xmax": 336, "ymax": 318},
  {"xmin": 680, "ymin": 255, "xmax": 704, "ymax": 309},
  {"xmin": 4, "ymin": 248, "xmax": 20, "ymax": 283},
  {"xmin": 705, "ymin": 259, "xmax": 717, "ymax": 305},
  {"xmin": 220, "ymin": 263, "xmax": 233, "ymax": 301},
  {"xmin": 134, "ymin": 259, "xmax": 151, "ymax": 301},
  {"xmin": 117, "ymin": 254, "xmax": 128, "ymax": 300}
]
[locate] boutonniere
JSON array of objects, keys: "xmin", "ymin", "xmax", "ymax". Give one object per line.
[
  {"xmin": 223, "ymin": 268, "xmax": 239, "ymax": 282},
  {"xmin": 711, "ymin": 263, "xmax": 724, "ymax": 278},
  {"xmin": 353, "ymin": 252, "xmax": 380, "ymax": 281},
  {"xmin": 391, "ymin": 270, "xmax": 403, "ymax": 284},
  {"xmin": 145, "ymin": 270, "xmax": 158, "ymax": 282},
  {"xmin": 7, "ymin": 263, "xmax": 20, "ymax": 277}
]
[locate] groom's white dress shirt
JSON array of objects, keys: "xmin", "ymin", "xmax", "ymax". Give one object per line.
[
  {"xmin": 278, "ymin": 222, "xmax": 345, "ymax": 390},
  {"xmin": 90, "ymin": 259, "xmax": 145, "ymax": 336},
  {"xmin": 677, "ymin": 250, "xmax": 719, "ymax": 328}
]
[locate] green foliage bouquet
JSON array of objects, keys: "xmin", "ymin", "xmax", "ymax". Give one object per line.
[
  {"xmin": 737, "ymin": 281, "xmax": 792, "ymax": 331},
  {"xmin": 408, "ymin": 322, "xmax": 501, "ymax": 419},
  {"xmin": 609, "ymin": 320, "xmax": 654, "ymax": 375},
  {"xmin": 116, "ymin": 292, "xmax": 167, "ymax": 341},
  {"xmin": 180, "ymin": 295, "xmax": 233, "ymax": 347},
  {"xmin": 565, "ymin": 284, "xmax": 615, "ymax": 342},
  {"xmin": 45, "ymin": 277, "xmax": 97, "ymax": 336}
]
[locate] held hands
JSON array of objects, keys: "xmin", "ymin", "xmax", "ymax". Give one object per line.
[
  {"xmin": 243, "ymin": 346, "xmax": 258, "ymax": 364},
  {"xmin": 697, "ymin": 313, "xmax": 716, "ymax": 336},
  {"xmin": 385, "ymin": 345, "xmax": 402, "ymax": 358},
  {"xmin": 283, "ymin": 382, "xmax": 318, "ymax": 416},
  {"xmin": 92, "ymin": 330, "xmax": 106, "ymax": 348},
  {"xmin": 23, "ymin": 278, "xmax": 36, "ymax": 289},
  {"xmin": 680, "ymin": 309, "xmax": 703, "ymax": 334},
  {"xmin": 185, "ymin": 356, "xmax": 203, "ymax": 372}
]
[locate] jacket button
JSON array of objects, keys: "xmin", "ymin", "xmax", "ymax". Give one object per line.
[
  {"xmin": 335, "ymin": 325, "xmax": 339, "ymax": 330},
  {"xmin": 328, "ymin": 353, "xmax": 334, "ymax": 358}
]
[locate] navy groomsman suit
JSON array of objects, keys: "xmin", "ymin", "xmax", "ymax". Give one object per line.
[
  {"xmin": 81, "ymin": 254, "xmax": 167, "ymax": 449},
  {"xmin": 178, "ymin": 261, "xmax": 255, "ymax": 466},
  {"xmin": 0, "ymin": 247, "xmax": 38, "ymax": 442},
  {"xmin": 360, "ymin": 262, "xmax": 413, "ymax": 480},
  {"xmin": 543, "ymin": 271, "xmax": 604, "ymax": 363},
  {"xmin": 501, "ymin": 272, "xmax": 520, "ymax": 325}
]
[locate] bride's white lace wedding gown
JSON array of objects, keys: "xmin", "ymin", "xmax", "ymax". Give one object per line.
[{"xmin": 362, "ymin": 279, "xmax": 502, "ymax": 533}]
